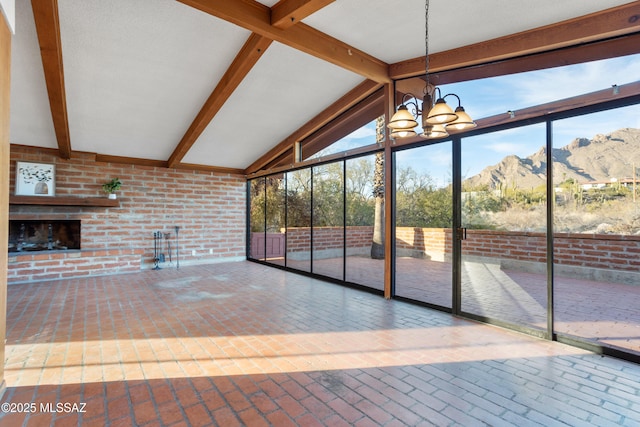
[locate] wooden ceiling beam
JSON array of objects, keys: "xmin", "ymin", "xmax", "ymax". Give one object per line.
[
  {"xmin": 249, "ymin": 143, "xmax": 381, "ymax": 179},
  {"xmin": 94, "ymin": 153, "xmax": 245, "ymax": 175},
  {"xmin": 244, "ymin": 79, "xmax": 382, "ymax": 175},
  {"xmin": 302, "ymin": 89, "xmax": 384, "ymax": 159},
  {"xmin": 174, "ymin": 163, "xmax": 245, "ymax": 176},
  {"xmin": 423, "ymin": 33, "xmax": 640, "ymax": 87},
  {"xmin": 31, "ymin": 0, "xmax": 71, "ymax": 160},
  {"xmin": 263, "ymin": 148, "xmax": 293, "ymax": 171},
  {"xmin": 390, "ymin": 1, "xmax": 640, "ymax": 79},
  {"xmin": 167, "ymin": 33, "xmax": 272, "ymax": 168},
  {"xmin": 268, "ymin": 89, "xmax": 384, "ymax": 166},
  {"xmin": 271, "ymin": 0, "xmax": 334, "ymax": 29},
  {"xmin": 177, "ymin": 0, "xmax": 390, "ymax": 83}
]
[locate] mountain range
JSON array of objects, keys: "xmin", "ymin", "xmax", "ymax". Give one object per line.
[{"xmin": 463, "ymin": 128, "xmax": 640, "ymax": 190}]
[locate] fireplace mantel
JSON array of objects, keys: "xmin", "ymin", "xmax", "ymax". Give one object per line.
[{"xmin": 9, "ymin": 195, "xmax": 120, "ymax": 207}]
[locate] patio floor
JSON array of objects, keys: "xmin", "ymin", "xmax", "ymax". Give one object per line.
[
  {"xmin": 283, "ymin": 254, "xmax": 640, "ymax": 357},
  {"xmin": 2, "ymin": 260, "xmax": 640, "ymax": 426}
]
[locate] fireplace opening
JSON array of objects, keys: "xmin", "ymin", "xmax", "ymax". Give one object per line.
[{"xmin": 8, "ymin": 220, "xmax": 81, "ymax": 252}]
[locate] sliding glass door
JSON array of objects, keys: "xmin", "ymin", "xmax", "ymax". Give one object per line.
[
  {"xmin": 286, "ymin": 169, "xmax": 312, "ymax": 272},
  {"xmin": 552, "ymin": 105, "xmax": 640, "ymax": 356},
  {"xmin": 345, "ymin": 154, "xmax": 384, "ymax": 290},
  {"xmin": 312, "ymin": 163, "xmax": 344, "ymax": 280},
  {"xmin": 395, "ymin": 142, "xmax": 453, "ymax": 309},
  {"xmin": 265, "ymin": 174, "xmax": 286, "ymax": 266},
  {"xmin": 460, "ymin": 124, "xmax": 548, "ymax": 331}
]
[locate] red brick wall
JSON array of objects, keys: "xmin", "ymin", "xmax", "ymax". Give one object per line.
[
  {"xmin": 395, "ymin": 227, "xmax": 452, "ymax": 260},
  {"xmin": 7, "ymin": 249, "xmax": 144, "ymax": 283},
  {"xmin": 462, "ymin": 230, "xmax": 547, "ymax": 263},
  {"xmin": 276, "ymin": 225, "xmax": 640, "ymax": 274},
  {"xmin": 400, "ymin": 228, "xmax": 640, "ymax": 273},
  {"xmin": 346, "ymin": 226, "xmax": 375, "ymax": 250},
  {"xmin": 280, "ymin": 226, "xmax": 373, "ymax": 253},
  {"xmin": 552, "ymin": 233, "xmax": 639, "ymax": 272},
  {"xmin": 8, "ymin": 146, "xmax": 246, "ymax": 283}
]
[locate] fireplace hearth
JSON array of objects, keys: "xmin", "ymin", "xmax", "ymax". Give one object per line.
[{"xmin": 8, "ymin": 220, "xmax": 80, "ymax": 252}]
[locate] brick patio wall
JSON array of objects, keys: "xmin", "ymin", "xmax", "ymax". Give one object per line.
[
  {"xmin": 252, "ymin": 226, "xmax": 640, "ymax": 276},
  {"xmin": 8, "ymin": 146, "xmax": 246, "ymax": 283},
  {"xmin": 284, "ymin": 226, "xmax": 373, "ymax": 252},
  {"xmin": 462, "ymin": 230, "xmax": 640, "ymax": 273},
  {"xmin": 395, "ymin": 227, "xmax": 452, "ymax": 261}
]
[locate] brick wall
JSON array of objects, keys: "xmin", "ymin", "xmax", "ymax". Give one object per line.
[
  {"xmin": 8, "ymin": 146, "xmax": 246, "ymax": 283},
  {"xmin": 552, "ymin": 233, "xmax": 640, "ymax": 271},
  {"xmin": 460, "ymin": 230, "xmax": 640, "ymax": 273},
  {"xmin": 395, "ymin": 227, "xmax": 452, "ymax": 261},
  {"xmin": 7, "ymin": 249, "xmax": 144, "ymax": 283},
  {"xmin": 253, "ymin": 225, "xmax": 640, "ymax": 276},
  {"xmin": 281, "ymin": 226, "xmax": 373, "ymax": 253},
  {"xmin": 462, "ymin": 230, "xmax": 547, "ymax": 263}
]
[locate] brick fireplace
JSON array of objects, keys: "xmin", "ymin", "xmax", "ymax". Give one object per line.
[{"xmin": 8, "ymin": 145, "xmax": 246, "ymax": 284}]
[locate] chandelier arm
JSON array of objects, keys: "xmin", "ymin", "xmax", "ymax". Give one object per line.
[
  {"xmin": 433, "ymin": 86, "xmax": 443, "ymax": 100},
  {"xmin": 406, "ymin": 99, "xmax": 422, "ymax": 118},
  {"xmin": 398, "ymin": 92, "xmax": 423, "ymax": 118},
  {"xmin": 401, "ymin": 92, "xmax": 416, "ymax": 104},
  {"xmin": 442, "ymin": 93, "xmax": 462, "ymax": 108}
]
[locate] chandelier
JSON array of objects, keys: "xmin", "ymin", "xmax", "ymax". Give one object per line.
[{"xmin": 388, "ymin": 0, "xmax": 476, "ymax": 139}]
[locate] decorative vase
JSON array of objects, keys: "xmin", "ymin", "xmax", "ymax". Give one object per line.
[
  {"xmin": 108, "ymin": 193, "xmax": 117, "ymax": 200},
  {"xmin": 34, "ymin": 182, "xmax": 49, "ymax": 194}
]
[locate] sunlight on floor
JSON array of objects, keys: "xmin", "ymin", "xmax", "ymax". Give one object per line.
[{"xmin": 5, "ymin": 325, "xmax": 590, "ymax": 388}]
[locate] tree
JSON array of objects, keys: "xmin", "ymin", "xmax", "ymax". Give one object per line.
[
  {"xmin": 371, "ymin": 116, "xmax": 385, "ymax": 259},
  {"xmin": 286, "ymin": 170, "xmax": 311, "ymax": 227},
  {"xmin": 250, "ymin": 176, "xmax": 287, "ymax": 232},
  {"xmin": 313, "ymin": 163, "xmax": 343, "ymax": 226}
]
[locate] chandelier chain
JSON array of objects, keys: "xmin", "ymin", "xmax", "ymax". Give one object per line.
[{"xmin": 424, "ymin": 0, "xmax": 430, "ymax": 94}]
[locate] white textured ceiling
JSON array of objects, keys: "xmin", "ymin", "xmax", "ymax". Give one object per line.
[
  {"xmin": 8, "ymin": 0, "xmax": 636, "ymax": 171},
  {"xmin": 181, "ymin": 42, "xmax": 362, "ymax": 167},
  {"xmin": 304, "ymin": 0, "xmax": 636, "ymax": 63},
  {"xmin": 10, "ymin": 0, "xmax": 57, "ymax": 149}
]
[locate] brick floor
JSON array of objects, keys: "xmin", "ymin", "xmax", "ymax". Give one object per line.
[
  {"xmin": 309, "ymin": 254, "xmax": 640, "ymax": 357},
  {"xmin": 1, "ymin": 261, "xmax": 640, "ymax": 426}
]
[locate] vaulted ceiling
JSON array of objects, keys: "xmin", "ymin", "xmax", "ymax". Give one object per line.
[{"xmin": 9, "ymin": 0, "xmax": 640, "ymax": 175}]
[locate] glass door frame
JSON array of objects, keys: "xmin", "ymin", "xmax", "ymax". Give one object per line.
[
  {"xmin": 247, "ymin": 93, "xmax": 640, "ymax": 364},
  {"xmin": 452, "ymin": 96, "xmax": 640, "ymax": 350}
]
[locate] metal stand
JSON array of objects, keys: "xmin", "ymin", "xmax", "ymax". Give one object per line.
[
  {"xmin": 152, "ymin": 231, "xmax": 162, "ymax": 270},
  {"xmin": 175, "ymin": 226, "xmax": 180, "ymax": 269},
  {"xmin": 165, "ymin": 233, "xmax": 172, "ymax": 266}
]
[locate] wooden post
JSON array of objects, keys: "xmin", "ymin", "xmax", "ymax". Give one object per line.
[{"xmin": 0, "ymin": 1, "xmax": 13, "ymax": 398}]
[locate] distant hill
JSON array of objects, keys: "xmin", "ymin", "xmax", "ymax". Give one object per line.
[{"xmin": 463, "ymin": 128, "xmax": 640, "ymax": 190}]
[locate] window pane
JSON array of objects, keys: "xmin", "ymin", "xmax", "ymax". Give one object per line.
[
  {"xmin": 248, "ymin": 177, "xmax": 266, "ymax": 261},
  {"xmin": 265, "ymin": 174, "xmax": 286, "ymax": 266},
  {"xmin": 553, "ymin": 106, "xmax": 640, "ymax": 357},
  {"xmin": 306, "ymin": 118, "xmax": 381, "ymax": 160},
  {"xmin": 312, "ymin": 162, "xmax": 344, "ymax": 280},
  {"xmin": 286, "ymin": 169, "xmax": 312, "ymax": 272},
  {"xmin": 345, "ymin": 153, "xmax": 384, "ymax": 290},
  {"xmin": 461, "ymin": 124, "xmax": 548, "ymax": 331},
  {"xmin": 440, "ymin": 53, "xmax": 640, "ymax": 120},
  {"xmin": 395, "ymin": 144, "xmax": 452, "ymax": 307}
]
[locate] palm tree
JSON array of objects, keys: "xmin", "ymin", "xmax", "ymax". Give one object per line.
[{"xmin": 371, "ymin": 116, "xmax": 385, "ymax": 259}]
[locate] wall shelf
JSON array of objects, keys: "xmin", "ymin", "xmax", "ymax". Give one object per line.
[{"xmin": 9, "ymin": 195, "xmax": 120, "ymax": 207}]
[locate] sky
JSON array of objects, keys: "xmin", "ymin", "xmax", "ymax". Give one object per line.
[{"xmin": 324, "ymin": 53, "xmax": 640, "ymax": 186}]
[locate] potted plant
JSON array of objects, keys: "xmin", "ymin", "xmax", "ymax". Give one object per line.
[{"xmin": 102, "ymin": 178, "xmax": 122, "ymax": 199}]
